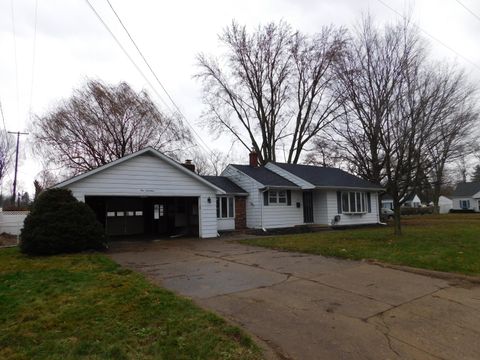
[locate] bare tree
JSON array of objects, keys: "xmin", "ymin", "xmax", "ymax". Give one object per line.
[
  {"xmin": 304, "ymin": 136, "xmax": 344, "ymax": 168},
  {"xmin": 335, "ymin": 16, "xmax": 440, "ymax": 235},
  {"xmin": 196, "ymin": 21, "xmax": 345, "ymax": 164},
  {"xmin": 33, "ymin": 80, "xmax": 192, "ymax": 175},
  {"xmin": 191, "ymin": 149, "xmax": 233, "ymax": 176},
  {"xmin": 0, "ymin": 132, "xmax": 14, "ymax": 185},
  {"xmin": 423, "ymin": 66, "xmax": 478, "ymax": 213}
]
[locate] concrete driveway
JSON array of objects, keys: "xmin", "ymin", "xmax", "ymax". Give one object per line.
[{"xmin": 109, "ymin": 237, "xmax": 480, "ymax": 360}]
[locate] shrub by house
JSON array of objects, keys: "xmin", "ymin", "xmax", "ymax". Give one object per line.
[{"xmin": 20, "ymin": 188, "xmax": 105, "ymax": 255}]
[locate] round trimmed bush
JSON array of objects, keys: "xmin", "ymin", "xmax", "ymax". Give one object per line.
[{"xmin": 20, "ymin": 188, "xmax": 106, "ymax": 255}]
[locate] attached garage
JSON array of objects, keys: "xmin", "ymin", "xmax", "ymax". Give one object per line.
[{"xmin": 55, "ymin": 148, "xmax": 225, "ymax": 238}]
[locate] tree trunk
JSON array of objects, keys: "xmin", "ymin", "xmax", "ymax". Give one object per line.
[
  {"xmin": 393, "ymin": 202, "xmax": 402, "ymax": 236},
  {"xmin": 432, "ymin": 182, "xmax": 441, "ymax": 215}
]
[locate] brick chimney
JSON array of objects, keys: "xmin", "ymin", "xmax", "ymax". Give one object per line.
[
  {"xmin": 182, "ymin": 159, "xmax": 195, "ymax": 172},
  {"xmin": 249, "ymin": 148, "xmax": 259, "ymax": 167}
]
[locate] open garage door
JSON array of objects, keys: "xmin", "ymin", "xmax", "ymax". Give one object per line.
[{"xmin": 85, "ymin": 196, "xmax": 199, "ymax": 238}]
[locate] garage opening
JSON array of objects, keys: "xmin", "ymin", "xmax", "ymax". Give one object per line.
[{"xmin": 85, "ymin": 196, "xmax": 199, "ymax": 238}]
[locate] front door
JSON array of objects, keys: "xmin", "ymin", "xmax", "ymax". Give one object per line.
[{"xmin": 303, "ymin": 191, "xmax": 314, "ymax": 223}]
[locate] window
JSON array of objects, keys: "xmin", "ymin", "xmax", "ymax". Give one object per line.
[
  {"xmin": 342, "ymin": 191, "xmax": 367, "ymax": 214},
  {"xmin": 216, "ymin": 196, "xmax": 234, "ymax": 218},
  {"xmin": 268, "ymin": 190, "xmax": 287, "ymax": 205},
  {"xmin": 460, "ymin": 200, "xmax": 470, "ymax": 209}
]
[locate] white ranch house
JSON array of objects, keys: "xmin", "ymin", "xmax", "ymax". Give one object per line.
[
  {"xmin": 452, "ymin": 182, "xmax": 480, "ymax": 212},
  {"xmin": 54, "ymin": 147, "xmax": 383, "ymax": 238}
]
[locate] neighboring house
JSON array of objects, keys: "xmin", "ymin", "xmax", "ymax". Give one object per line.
[
  {"xmin": 452, "ymin": 182, "xmax": 480, "ymax": 212},
  {"xmin": 403, "ymin": 193, "xmax": 422, "ymax": 208},
  {"xmin": 381, "ymin": 193, "xmax": 422, "ymax": 209},
  {"xmin": 428, "ymin": 196, "xmax": 453, "ymax": 214},
  {"xmin": 381, "ymin": 194, "xmax": 394, "ymax": 210},
  {"xmin": 55, "ymin": 147, "xmax": 383, "ymax": 238}
]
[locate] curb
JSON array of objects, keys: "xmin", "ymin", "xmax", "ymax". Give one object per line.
[{"xmin": 367, "ymin": 260, "xmax": 480, "ymax": 285}]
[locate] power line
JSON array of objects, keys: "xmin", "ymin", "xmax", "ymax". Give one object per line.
[
  {"xmin": 83, "ymin": 0, "xmax": 172, "ymax": 112},
  {"xmin": 376, "ymin": 0, "xmax": 480, "ymax": 72},
  {"xmin": 29, "ymin": 0, "xmax": 39, "ymax": 115},
  {"xmin": 103, "ymin": 0, "xmax": 213, "ymax": 154},
  {"xmin": 454, "ymin": 0, "xmax": 480, "ymax": 24},
  {"xmin": 0, "ymin": 100, "xmax": 7, "ymax": 134},
  {"xmin": 10, "ymin": 0, "xmax": 20, "ymax": 116}
]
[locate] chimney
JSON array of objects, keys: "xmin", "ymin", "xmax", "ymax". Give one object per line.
[
  {"xmin": 249, "ymin": 148, "xmax": 259, "ymax": 167},
  {"xmin": 182, "ymin": 159, "xmax": 195, "ymax": 172}
]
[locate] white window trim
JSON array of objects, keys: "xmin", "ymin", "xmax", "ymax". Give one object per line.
[
  {"xmin": 342, "ymin": 191, "xmax": 368, "ymax": 214},
  {"xmin": 268, "ymin": 190, "xmax": 288, "ymax": 206},
  {"xmin": 216, "ymin": 196, "xmax": 235, "ymax": 219}
]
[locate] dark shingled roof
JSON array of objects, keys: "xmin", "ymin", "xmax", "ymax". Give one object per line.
[
  {"xmin": 453, "ymin": 182, "xmax": 480, "ymax": 197},
  {"xmin": 271, "ymin": 162, "xmax": 383, "ymax": 190},
  {"xmin": 202, "ymin": 176, "xmax": 248, "ymax": 194},
  {"xmin": 230, "ymin": 165, "xmax": 299, "ymax": 188}
]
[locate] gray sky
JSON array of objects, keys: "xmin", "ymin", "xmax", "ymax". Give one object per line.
[{"xmin": 1, "ymin": 0, "xmax": 480, "ymax": 196}]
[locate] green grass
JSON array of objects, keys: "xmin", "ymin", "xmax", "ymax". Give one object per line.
[
  {"xmin": 240, "ymin": 214, "xmax": 480, "ymax": 275},
  {"xmin": 0, "ymin": 248, "xmax": 262, "ymax": 360}
]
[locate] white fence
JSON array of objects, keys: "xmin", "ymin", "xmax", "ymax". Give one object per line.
[{"xmin": 0, "ymin": 210, "xmax": 29, "ymax": 235}]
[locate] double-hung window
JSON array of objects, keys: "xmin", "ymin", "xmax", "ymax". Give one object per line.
[
  {"xmin": 216, "ymin": 196, "xmax": 234, "ymax": 218},
  {"xmin": 268, "ymin": 190, "xmax": 287, "ymax": 205},
  {"xmin": 342, "ymin": 191, "xmax": 367, "ymax": 214}
]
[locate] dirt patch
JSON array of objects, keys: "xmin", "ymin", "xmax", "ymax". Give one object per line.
[{"xmin": 0, "ymin": 233, "xmax": 18, "ymax": 247}]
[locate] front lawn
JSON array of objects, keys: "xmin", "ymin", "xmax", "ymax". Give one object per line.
[
  {"xmin": 240, "ymin": 214, "xmax": 480, "ymax": 275},
  {"xmin": 0, "ymin": 248, "xmax": 261, "ymax": 360}
]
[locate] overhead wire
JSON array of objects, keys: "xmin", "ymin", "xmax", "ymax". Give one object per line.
[
  {"xmin": 83, "ymin": 0, "xmax": 174, "ymax": 113},
  {"xmin": 454, "ymin": 0, "xmax": 480, "ymax": 24},
  {"xmin": 104, "ymin": 0, "xmax": 213, "ymax": 154},
  {"xmin": 10, "ymin": 0, "xmax": 20, "ymax": 116},
  {"xmin": 84, "ymin": 0, "xmax": 212, "ymax": 154},
  {"xmin": 29, "ymin": 0, "xmax": 39, "ymax": 116},
  {"xmin": 376, "ymin": 0, "xmax": 480, "ymax": 72}
]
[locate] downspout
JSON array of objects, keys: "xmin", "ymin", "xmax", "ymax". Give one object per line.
[{"xmin": 261, "ymin": 188, "xmax": 268, "ymax": 232}]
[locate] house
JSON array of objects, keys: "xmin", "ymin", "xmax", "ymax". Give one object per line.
[
  {"xmin": 429, "ymin": 196, "xmax": 452, "ymax": 214},
  {"xmin": 452, "ymin": 182, "xmax": 480, "ymax": 211},
  {"xmin": 55, "ymin": 147, "xmax": 383, "ymax": 238},
  {"xmin": 403, "ymin": 193, "xmax": 422, "ymax": 208},
  {"xmin": 381, "ymin": 193, "xmax": 422, "ymax": 209}
]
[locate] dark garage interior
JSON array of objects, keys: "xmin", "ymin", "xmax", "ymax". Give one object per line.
[{"xmin": 85, "ymin": 196, "xmax": 199, "ymax": 238}]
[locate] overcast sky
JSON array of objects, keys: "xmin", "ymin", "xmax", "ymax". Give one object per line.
[{"xmin": 1, "ymin": 0, "xmax": 479, "ymax": 196}]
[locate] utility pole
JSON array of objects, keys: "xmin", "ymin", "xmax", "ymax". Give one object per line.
[{"xmin": 8, "ymin": 131, "xmax": 28, "ymax": 204}]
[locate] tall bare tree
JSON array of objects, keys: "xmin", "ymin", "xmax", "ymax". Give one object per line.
[
  {"xmin": 335, "ymin": 16, "xmax": 441, "ymax": 235},
  {"xmin": 423, "ymin": 66, "xmax": 478, "ymax": 213},
  {"xmin": 33, "ymin": 80, "xmax": 192, "ymax": 175},
  {"xmin": 196, "ymin": 21, "xmax": 345, "ymax": 164}
]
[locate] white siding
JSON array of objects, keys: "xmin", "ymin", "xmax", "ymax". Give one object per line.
[
  {"xmin": 198, "ymin": 194, "xmax": 217, "ymax": 238},
  {"xmin": 66, "ymin": 153, "xmax": 216, "ymax": 198},
  {"xmin": 222, "ymin": 166, "xmax": 263, "ymax": 229},
  {"xmin": 217, "ymin": 218, "xmax": 235, "ymax": 231},
  {"xmin": 0, "ymin": 211, "xmax": 29, "ymax": 235},
  {"xmin": 265, "ymin": 163, "xmax": 314, "ymax": 189},
  {"xmin": 326, "ymin": 191, "xmax": 380, "ymax": 226},
  {"xmin": 452, "ymin": 197, "xmax": 478, "ymax": 211},
  {"xmin": 64, "ymin": 153, "xmax": 219, "ymax": 238},
  {"xmin": 262, "ymin": 190, "xmax": 304, "ymax": 228}
]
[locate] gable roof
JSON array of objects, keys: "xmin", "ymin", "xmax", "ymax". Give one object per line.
[
  {"xmin": 271, "ymin": 162, "xmax": 383, "ymax": 190},
  {"xmin": 54, "ymin": 147, "xmax": 225, "ymax": 194},
  {"xmin": 230, "ymin": 165, "xmax": 299, "ymax": 188},
  {"xmin": 404, "ymin": 193, "xmax": 421, "ymax": 202},
  {"xmin": 202, "ymin": 176, "xmax": 248, "ymax": 195},
  {"xmin": 453, "ymin": 182, "xmax": 480, "ymax": 197}
]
